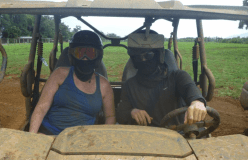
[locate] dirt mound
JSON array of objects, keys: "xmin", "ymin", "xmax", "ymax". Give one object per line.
[
  {"xmin": 208, "ymin": 96, "xmax": 248, "ymax": 137},
  {"xmin": 0, "ymin": 75, "xmax": 247, "ymax": 137},
  {"xmin": 0, "ymin": 75, "xmax": 26, "ymax": 129}
]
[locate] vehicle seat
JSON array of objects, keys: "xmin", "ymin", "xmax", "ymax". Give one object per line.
[
  {"xmin": 122, "ymin": 49, "xmax": 178, "ymax": 81},
  {"xmin": 55, "ymin": 47, "xmax": 107, "ymax": 124}
]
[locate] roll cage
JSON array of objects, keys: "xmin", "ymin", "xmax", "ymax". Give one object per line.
[{"xmin": 0, "ymin": 0, "xmax": 247, "ymax": 130}]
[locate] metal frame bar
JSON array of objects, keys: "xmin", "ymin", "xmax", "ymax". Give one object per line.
[
  {"xmin": 25, "ymin": 15, "xmax": 41, "ymax": 122},
  {"xmin": 0, "ymin": 7, "xmax": 247, "ymax": 21},
  {"xmin": 49, "ymin": 15, "xmax": 60, "ymax": 72},
  {"xmin": 0, "ymin": 43, "xmax": 7, "ymax": 83},
  {"xmin": 196, "ymin": 19, "xmax": 215, "ymax": 101},
  {"xmin": 173, "ymin": 18, "xmax": 183, "ymax": 69},
  {"xmin": 77, "ymin": 16, "xmax": 161, "ymax": 50},
  {"xmin": 196, "ymin": 19, "xmax": 208, "ymax": 98}
]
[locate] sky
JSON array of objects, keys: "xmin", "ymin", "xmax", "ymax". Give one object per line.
[{"xmin": 39, "ymin": 0, "xmax": 248, "ymax": 38}]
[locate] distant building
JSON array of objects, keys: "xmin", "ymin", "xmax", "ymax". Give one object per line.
[
  {"xmin": 19, "ymin": 36, "xmax": 32, "ymax": 43},
  {"xmin": 0, "ymin": 36, "xmax": 53, "ymax": 44},
  {"xmin": 19, "ymin": 36, "xmax": 32, "ymax": 39}
]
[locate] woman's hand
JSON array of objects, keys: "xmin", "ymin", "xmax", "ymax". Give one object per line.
[{"xmin": 131, "ymin": 108, "xmax": 153, "ymax": 126}]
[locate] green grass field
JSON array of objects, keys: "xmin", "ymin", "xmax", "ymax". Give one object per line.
[{"xmin": 1, "ymin": 42, "xmax": 247, "ymax": 98}]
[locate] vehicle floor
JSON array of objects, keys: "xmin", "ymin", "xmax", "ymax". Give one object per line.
[{"xmin": 0, "ymin": 75, "xmax": 247, "ymax": 137}]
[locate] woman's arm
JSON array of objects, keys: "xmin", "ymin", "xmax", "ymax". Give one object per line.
[
  {"xmin": 100, "ymin": 76, "xmax": 116, "ymax": 124},
  {"xmin": 29, "ymin": 68, "xmax": 68, "ymax": 133}
]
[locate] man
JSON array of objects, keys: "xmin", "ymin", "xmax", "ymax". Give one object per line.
[{"xmin": 116, "ymin": 30, "xmax": 207, "ymax": 127}]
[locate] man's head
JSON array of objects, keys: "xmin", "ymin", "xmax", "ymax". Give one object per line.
[
  {"xmin": 128, "ymin": 29, "xmax": 165, "ymax": 75},
  {"xmin": 68, "ymin": 30, "xmax": 103, "ymax": 82}
]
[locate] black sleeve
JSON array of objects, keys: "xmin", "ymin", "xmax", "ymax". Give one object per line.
[
  {"xmin": 116, "ymin": 82, "xmax": 134, "ymax": 124},
  {"xmin": 174, "ymin": 70, "xmax": 207, "ymax": 107}
]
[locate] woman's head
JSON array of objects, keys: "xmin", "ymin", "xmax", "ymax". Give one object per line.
[
  {"xmin": 69, "ymin": 30, "xmax": 103, "ymax": 61},
  {"xmin": 68, "ymin": 30, "xmax": 103, "ymax": 82}
]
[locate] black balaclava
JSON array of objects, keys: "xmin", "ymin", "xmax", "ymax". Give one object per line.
[
  {"xmin": 132, "ymin": 51, "xmax": 167, "ymax": 88},
  {"xmin": 69, "ymin": 54, "xmax": 99, "ymax": 82},
  {"xmin": 134, "ymin": 51, "xmax": 160, "ymax": 76}
]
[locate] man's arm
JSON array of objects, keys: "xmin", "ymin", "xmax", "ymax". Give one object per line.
[
  {"xmin": 174, "ymin": 70, "xmax": 206, "ymax": 106},
  {"xmin": 116, "ymin": 81, "xmax": 153, "ymax": 125},
  {"xmin": 174, "ymin": 70, "xmax": 207, "ymax": 124},
  {"xmin": 116, "ymin": 83, "xmax": 134, "ymax": 124}
]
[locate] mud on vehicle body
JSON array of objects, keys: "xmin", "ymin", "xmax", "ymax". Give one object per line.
[
  {"xmin": 240, "ymin": 81, "xmax": 248, "ymax": 110},
  {"xmin": 0, "ymin": 0, "xmax": 248, "ymax": 159}
]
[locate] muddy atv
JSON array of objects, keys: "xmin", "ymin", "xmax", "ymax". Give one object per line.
[
  {"xmin": 0, "ymin": 0, "xmax": 248, "ymax": 159},
  {"xmin": 1, "ymin": 105, "xmax": 248, "ymax": 159},
  {"xmin": 240, "ymin": 81, "xmax": 248, "ymax": 111}
]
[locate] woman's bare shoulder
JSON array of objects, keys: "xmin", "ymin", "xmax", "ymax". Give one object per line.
[
  {"xmin": 98, "ymin": 74, "xmax": 112, "ymax": 93},
  {"xmin": 98, "ymin": 74, "xmax": 110, "ymax": 85},
  {"xmin": 49, "ymin": 67, "xmax": 71, "ymax": 84},
  {"xmin": 52, "ymin": 67, "xmax": 70, "ymax": 76}
]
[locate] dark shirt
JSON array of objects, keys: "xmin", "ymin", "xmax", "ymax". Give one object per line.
[{"xmin": 116, "ymin": 70, "xmax": 206, "ymax": 127}]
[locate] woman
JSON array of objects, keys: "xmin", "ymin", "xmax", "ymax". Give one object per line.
[{"xmin": 29, "ymin": 30, "xmax": 116, "ymax": 135}]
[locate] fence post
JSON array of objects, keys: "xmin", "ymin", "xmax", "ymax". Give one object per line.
[{"xmin": 7, "ymin": 38, "xmax": 9, "ymax": 45}]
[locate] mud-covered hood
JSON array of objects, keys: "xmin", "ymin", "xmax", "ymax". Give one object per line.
[{"xmin": 1, "ymin": 125, "xmax": 248, "ymax": 159}]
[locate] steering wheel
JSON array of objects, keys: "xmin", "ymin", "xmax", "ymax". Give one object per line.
[{"xmin": 160, "ymin": 106, "xmax": 220, "ymax": 139}]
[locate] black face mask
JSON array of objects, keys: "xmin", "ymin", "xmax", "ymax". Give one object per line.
[
  {"xmin": 74, "ymin": 66, "xmax": 94, "ymax": 82},
  {"xmin": 69, "ymin": 54, "xmax": 99, "ymax": 82},
  {"xmin": 133, "ymin": 53, "xmax": 159, "ymax": 76}
]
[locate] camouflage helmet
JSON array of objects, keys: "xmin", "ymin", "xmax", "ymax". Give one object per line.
[{"xmin": 128, "ymin": 29, "xmax": 165, "ymax": 64}]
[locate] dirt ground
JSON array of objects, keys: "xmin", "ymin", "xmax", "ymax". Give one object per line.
[{"xmin": 0, "ymin": 75, "xmax": 247, "ymax": 137}]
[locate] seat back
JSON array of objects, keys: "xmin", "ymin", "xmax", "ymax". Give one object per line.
[{"xmin": 122, "ymin": 49, "xmax": 178, "ymax": 81}]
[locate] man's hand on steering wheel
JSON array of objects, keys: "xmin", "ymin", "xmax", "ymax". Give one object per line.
[
  {"xmin": 131, "ymin": 109, "xmax": 153, "ymax": 126},
  {"xmin": 184, "ymin": 100, "xmax": 207, "ymax": 125}
]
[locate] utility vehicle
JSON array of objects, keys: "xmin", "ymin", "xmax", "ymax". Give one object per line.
[{"xmin": 0, "ymin": 0, "xmax": 248, "ymax": 159}]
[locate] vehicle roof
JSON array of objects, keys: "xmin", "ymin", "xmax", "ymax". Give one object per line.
[{"xmin": 0, "ymin": 0, "xmax": 247, "ymax": 21}]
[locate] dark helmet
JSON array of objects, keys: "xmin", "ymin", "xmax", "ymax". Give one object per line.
[
  {"xmin": 69, "ymin": 30, "xmax": 103, "ymax": 50},
  {"xmin": 128, "ymin": 29, "xmax": 165, "ymax": 68},
  {"xmin": 69, "ymin": 30, "xmax": 103, "ymax": 68}
]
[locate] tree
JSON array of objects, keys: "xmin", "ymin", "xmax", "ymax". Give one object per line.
[
  {"xmin": 0, "ymin": 14, "xmax": 35, "ymax": 38},
  {"xmin": 39, "ymin": 16, "xmax": 55, "ymax": 38},
  {"xmin": 0, "ymin": 14, "xmax": 12, "ymax": 38},
  {"xmin": 0, "ymin": 14, "xmax": 78, "ymax": 41},
  {"xmin": 5, "ymin": 26, "xmax": 21, "ymax": 38},
  {"xmin": 72, "ymin": 25, "xmax": 81, "ymax": 34},
  {"xmin": 106, "ymin": 33, "xmax": 120, "ymax": 38},
  {"xmin": 60, "ymin": 22, "xmax": 73, "ymax": 41},
  {"xmin": 98, "ymin": 31, "xmax": 107, "ymax": 42}
]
